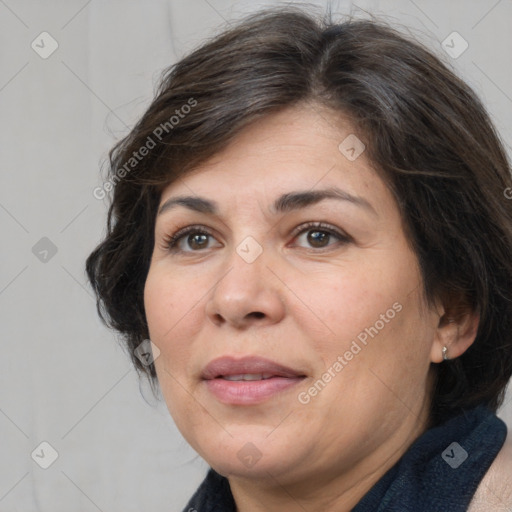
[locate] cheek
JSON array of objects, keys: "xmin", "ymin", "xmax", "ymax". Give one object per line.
[
  {"xmin": 144, "ymin": 270, "xmax": 202, "ymax": 419},
  {"xmin": 144, "ymin": 267, "xmax": 201, "ymax": 338},
  {"xmin": 144, "ymin": 273, "xmax": 174, "ymax": 341},
  {"xmin": 144, "ymin": 268, "xmax": 203, "ymax": 378},
  {"xmin": 290, "ymin": 248, "xmax": 432, "ymax": 376},
  {"xmin": 288, "ymin": 262, "xmax": 403, "ymax": 349}
]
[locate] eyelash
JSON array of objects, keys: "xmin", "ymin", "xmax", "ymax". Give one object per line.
[
  {"xmin": 161, "ymin": 224, "xmax": 213, "ymax": 252},
  {"xmin": 290, "ymin": 222, "xmax": 351, "ymax": 249},
  {"xmin": 161, "ymin": 222, "xmax": 351, "ymax": 253}
]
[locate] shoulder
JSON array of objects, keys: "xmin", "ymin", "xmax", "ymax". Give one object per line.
[{"xmin": 468, "ymin": 429, "xmax": 512, "ymax": 511}]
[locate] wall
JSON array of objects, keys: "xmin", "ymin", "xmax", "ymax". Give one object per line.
[{"xmin": 1, "ymin": 1, "xmax": 511, "ymax": 510}]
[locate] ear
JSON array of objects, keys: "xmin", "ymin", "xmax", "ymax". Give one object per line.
[{"xmin": 430, "ymin": 305, "xmax": 480, "ymax": 363}]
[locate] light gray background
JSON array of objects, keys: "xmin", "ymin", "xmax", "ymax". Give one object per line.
[{"xmin": 1, "ymin": 1, "xmax": 511, "ymax": 511}]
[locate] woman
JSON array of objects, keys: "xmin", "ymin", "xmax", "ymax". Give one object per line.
[{"xmin": 86, "ymin": 7, "xmax": 512, "ymax": 511}]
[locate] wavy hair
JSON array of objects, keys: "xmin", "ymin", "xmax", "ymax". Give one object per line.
[{"xmin": 86, "ymin": 7, "xmax": 512, "ymax": 426}]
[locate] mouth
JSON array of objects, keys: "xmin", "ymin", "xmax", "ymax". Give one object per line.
[
  {"xmin": 219, "ymin": 373, "xmax": 277, "ymax": 381},
  {"xmin": 201, "ymin": 356, "xmax": 306, "ymax": 405}
]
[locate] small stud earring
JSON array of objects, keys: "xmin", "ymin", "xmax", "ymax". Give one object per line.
[{"xmin": 442, "ymin": 346, "xmax": 449, "ymax": 361}]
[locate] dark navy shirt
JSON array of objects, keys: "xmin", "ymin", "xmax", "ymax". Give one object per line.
[{"xmin": 182, "ymin": 405, "xmax": 507, "ymax": 511}]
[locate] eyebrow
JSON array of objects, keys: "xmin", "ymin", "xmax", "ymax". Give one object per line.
[{"xmin": 158, "ymin": 187, "xmax": 377, "ymax": 217}]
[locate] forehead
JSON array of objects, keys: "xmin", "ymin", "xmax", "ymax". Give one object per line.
[{"xmin": 158, "ymin": 105, "xmax": 389, "ymax": 210}]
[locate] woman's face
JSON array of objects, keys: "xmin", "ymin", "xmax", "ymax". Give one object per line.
[{"xmin": 144, "ymin": 105, "xmax": 442, "ymax": 486}]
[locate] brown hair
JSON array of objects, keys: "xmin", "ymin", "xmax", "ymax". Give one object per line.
[{"xmin": 86, "ymin": 7, "xmax": 512, "ymax": 425}]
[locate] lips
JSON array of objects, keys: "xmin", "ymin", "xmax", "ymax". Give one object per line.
[
  {"xmin": 201, "ymin": 356, "xmax": 306, "ymax": 405},
  {"xmin": 201, "ymin": 356, "xmax": 305, "ymax": 380}
]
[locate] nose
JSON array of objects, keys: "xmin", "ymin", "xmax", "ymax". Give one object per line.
[{"xmin": 205, "ymin": 246, "xmax": 286, "ymax": 329}]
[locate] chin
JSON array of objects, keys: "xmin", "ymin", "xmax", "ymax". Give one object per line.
[
  {"xmin": 210, "ymin": 452, "xmax": 295, "ymax": 481},
  {"xmin": 196, "ymin": 428, "xmax": 299, "ymax": 477}
]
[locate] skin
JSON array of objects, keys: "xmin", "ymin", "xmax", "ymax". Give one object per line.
[{"xmin": 144, "ymin": 104, "xmax": 478, "ymax": 512}]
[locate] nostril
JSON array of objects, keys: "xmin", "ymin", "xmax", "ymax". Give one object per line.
[{"xmin": 249, "ymin": 312, "xmax": 265, "ymax": 319}]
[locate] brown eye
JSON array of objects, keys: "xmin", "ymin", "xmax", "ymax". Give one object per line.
[
  {"xmin": 307, "ymin": 230, "xmax": 330, "ymax": 248},
  {"xmin": 187, "ymin": 233, "xmax": 209, "ymax": 250},
  {"xmin": 292, "ymin": 223, "xmax": 351, "ymax": 250},
  {"xmin": 164, "ymin": 226, "xmax": 221, "ymax": 253}
]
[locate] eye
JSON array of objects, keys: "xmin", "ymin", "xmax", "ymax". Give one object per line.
[
  {"xmin": 292, "ymin": 222, "xmax": 351, "ymax": 250},
  {"xmin": 162, "ymin": 226, "xmax": 221, "ymax": 253}
]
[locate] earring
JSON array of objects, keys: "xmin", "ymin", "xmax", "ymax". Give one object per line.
[{"xmin": 442, "ymin": 346, "xmax": 449, "ymax": 361}]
